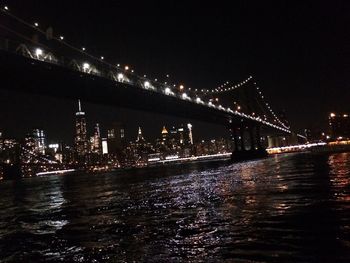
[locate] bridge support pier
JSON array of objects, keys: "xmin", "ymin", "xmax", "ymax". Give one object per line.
[{"xmin": 230, "ymin": 124, "xmax": 267, "ymax": 161}]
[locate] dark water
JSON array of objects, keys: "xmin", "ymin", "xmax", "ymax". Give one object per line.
[{"xmin": 1, "ymin": 153, "xmax": 350, "ymax": 262}]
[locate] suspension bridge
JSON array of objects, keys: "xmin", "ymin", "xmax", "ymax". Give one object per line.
[{"xmin": 0, "ymin": 5, "xmax": 304, "ymax": 161}]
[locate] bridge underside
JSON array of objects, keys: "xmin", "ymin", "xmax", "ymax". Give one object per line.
[{"xmin": 0, "ymin": 51, "xmax": 288, "ymax": 139}]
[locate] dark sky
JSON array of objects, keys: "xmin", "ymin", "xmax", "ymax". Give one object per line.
[{"xmin": 1, "ymin": 1, "xmax": 350, "ymax": 143}]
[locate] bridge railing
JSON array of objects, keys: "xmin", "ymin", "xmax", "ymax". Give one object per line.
[{"xmin": 0, "ymin": 37, "xmax": 291, "ymax": 133}]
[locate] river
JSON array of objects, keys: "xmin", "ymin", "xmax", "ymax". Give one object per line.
[{"xmin": 1, "ymin": 152, "xmax": 350, "ymax": 262}]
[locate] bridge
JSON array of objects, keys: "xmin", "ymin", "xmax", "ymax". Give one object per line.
[{"xmin": 0, "ymin": 6, "xmax": 303, "ymax": 161}]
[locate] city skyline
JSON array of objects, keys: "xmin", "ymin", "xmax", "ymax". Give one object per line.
[{"xmin": 0, "ymin": 90, "xmax": 230, "ymax": 143}]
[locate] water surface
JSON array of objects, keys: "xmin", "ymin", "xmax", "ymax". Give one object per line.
[{"xmin": 1, "ymin": 153, "xmax": 350, "ymax": 262}]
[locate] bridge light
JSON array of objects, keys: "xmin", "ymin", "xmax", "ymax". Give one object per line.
[
  {"xmin": 100, "ymin": 56, "xmax": 104, "ymax": 60},
  {"xmin": 34, "ymin": 22, "xmax": 39, "ymax": 27},
  {"xmin": 330, "ymin": 113, "xmax": 336, "ymax": 118},
  {"xmin": 82, "ymin": 47, "xmax": 86, "ymax": 51},
  {"xmin": 237, "ymin": 106, "xmax": 241, "ymax": 110},
  {"xmin": 117, "ymin": 73, "xmax": 124, "ymax": 82},
  {"xmin": 131, "ymin": 69, "xmax": 134, "ymax": 73},
  {"xmin": 215, "ymin": 98, "xmax": 219, "ymax": 102},
  {"xmin": 35, "ymin": 48, "xmax": 43, "ymax": 57},
  {"xmin": 59, "ymin": 36, "xmax": 64, "ymax": 40},
  {"xmin": 165, "ymin": 87, "xmax": 171, "ymax": 95},
  {"xmin": 182, "ymin": 93, "xmax": 187, "ymax": 99},
  {"xmin": 83, "ymin": 63, "xmax": 90, "ymax": 71},
  {"xmin": 144, "ymin": 81, "xmax": 150, "ymax": 88},
  {"xmin": 124, "ymin": 65, "xmax": 129, "ymax": 71},
  {"xmin": 179, "ymin": 85, "xmax": 184, "ymax": 90},
  {"xmin": 4, "ymin": 6, "xmax": 8, "ymax": 10}
]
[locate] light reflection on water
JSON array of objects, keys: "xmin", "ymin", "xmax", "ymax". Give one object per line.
[{"xmin": 0, "ymin": 153, "xmax": 350, "ymax": 262}]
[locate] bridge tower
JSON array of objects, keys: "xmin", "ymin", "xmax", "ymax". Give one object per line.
[{"xmin": 230, "ymin": 122, "xmax": 267, "ymax": 161}]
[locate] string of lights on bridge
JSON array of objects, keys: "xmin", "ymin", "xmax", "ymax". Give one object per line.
[
  {"xmin": 200, "ymin": 76, "xmax": 253, "ymax": 94},
  {"xmin": 0, "ymin": 4, "xmax": 291, "ymax": 134},
  {"xmin": 198, "ymin": 73, "xmax": 289, "ymax": 130},
  {"xmin": 253, "ymin": 83, "xmax": 290, "ymax": 130}
]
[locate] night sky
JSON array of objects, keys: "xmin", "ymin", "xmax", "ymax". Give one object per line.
[{"xmin": 1, "ymin": 1, "xmax": 349, "ymax": 143}]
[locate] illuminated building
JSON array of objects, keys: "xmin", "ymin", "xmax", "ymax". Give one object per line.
[
  {"xmin": 25, "ymin": 128, "xmax": 46, "ymax": 155},
  {"xmin": 187, "ymin": 123, "xmax": 193, "ymax": 145},
  {"xmin": 178, "ymin": 125, "xmax": 185, "ymax": 144},
  {"xmin": 102, "ymin": 138, "xmax": 108, "ymax": 154},
  {"xmin": 136, "ymin": 126, "xmax": 145, "ymax": 143},
  {"xmin": 161, "ymin": 126, "xmax": 168, "ymax": 143},
  {"xmin": 47, "ymin": 143, "xmax": 62, "ymax": 162},
  {"xmin": 329, "ymin": 112, "xmax": 350, "ymax": 139},
  {"xmin": 92, "ymin": 123, "xmax": 102, "ymax": 154},
  {"xmin": 0, "ymin": 137, "xmax": 19, "ymax": 165},
  {"xmin": 74, "ymin": 100, "xmax": 89, "ymax": 158},
  {"xmin": 107, "ymin": 122, "xmax": 125, "ymax": 154}
]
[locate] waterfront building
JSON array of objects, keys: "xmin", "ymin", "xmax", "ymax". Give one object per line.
[{"xmin": 329, "ymin": 113, "xmax": 350, "ymax": 140}]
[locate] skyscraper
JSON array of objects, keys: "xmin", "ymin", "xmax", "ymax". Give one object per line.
[
  {"xmin": 92, "ymin": 123, "xmax": 102, "ymax": 154},
  {"xmin": 74, "ymin": 100, "xmax": 89, "ymax": 158},
  {"xmin": 32, "ymin": 128, "xmax": 45, "ymax": 155},
  {"xmin": 187, "ymin": 123, "xmax": 193, "ymax": 145},
  {"xmin": 178, "ymin": 125, "xmax": 185, "ymax": 145},
  {"xmin": 107, "ymin": 122, "xmax": 125, "ymax": 154},
  {"xmin": 136, "ymin": 126, "xmax": 145, "ymax": 143},
  {"xmin": 161, "ymin": 126, "xmax": 168, "ymax": 143}
]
